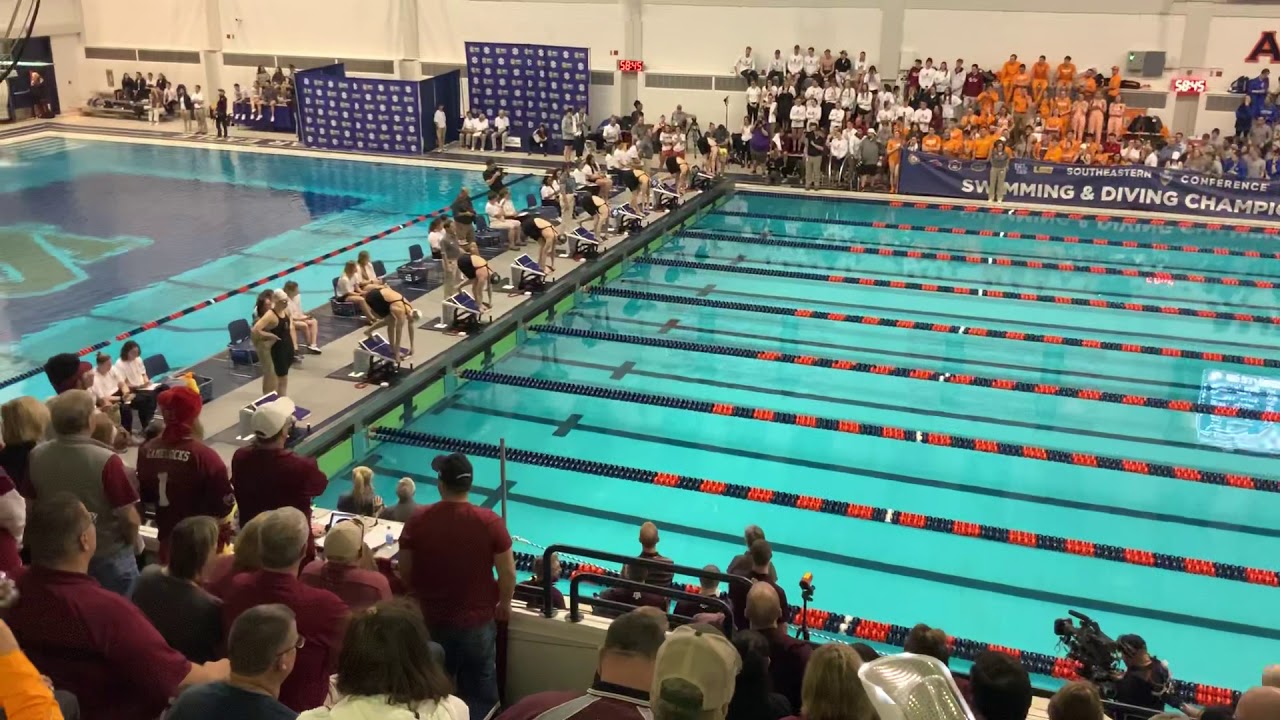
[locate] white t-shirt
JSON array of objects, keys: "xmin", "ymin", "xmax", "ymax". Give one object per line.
[
  {"xmin": 913, "ymin": 107, "xmax": 933, "ymax": 130},
  {"xmin": 602, "ymin": 123, "xmax": 620, "ymax": 142},
  {"xmin": 857, "ymin": 92, "xmax": 874, "ymax": 112},
  {"xmin": 428, "ymin": 229, "xmax": 445, "ymax": 252},
  {"xmin": 805, "ymin": 104, "xmax": 821, "ymax": 124},
  {"xmin": 462, "ymin": 117, "xmax": 476, "ymax": 133},
  {"xmin": 485, "ymin": 200, "xmax": 506, "ymax": 223},
  {"xmin": 787, "ymin": 54, "xmax": 804, "ymax": 75},
  {"xmin": 767, "ymin": 57, "xmax": 785, "ymax": 74},
  {"xmin": 474, "ymin": 117, "xmax": 490, "ymax": 133},
  {"xmin": 878, "ymin": 91, "xmax": 896, "ymax": 110},
  {"xmin": 866, "ymin": 72, "xmax": 883, "ymax": 90},
  {"xmin": 934, "ymin": 69, "xmax": 950, "ymax": 92},
  {"xmin": 114, "ymin": 358, "xmax": 148, "ymax": 388},
  {"xmin": 877, "ymin": 108, "xmax": 895, "ymax": 128},
  {"xmin": 804, "ymin": 85, "xmax": 821, "ymax": 102},
  {"xmin": 1144, "ymin": 152, "xmax": 1159, "ymax": 167},
  {"xmin": 287, "ymin": 294, "xmax": 307, "ymax": 320},
  {"xmin": 840, "ymin": 88, "xmax": 857, "ymax": 109},
  {"xmin": 802, "ymin": 54, "xmax": 820, "ymax": 75},
  {"xmin": 190, "ymin": 91, "xmax": 204, "ymax": 108},
  {"xmin": 335, "ymin": 274, "xmax": 357, "ymax": 297},
  {"xmin": 827, "ymin": 108, "xmax": 845, "ymax": 128},
  {"xmin": 790, "ymin": 105, "xmax": 807, "ymax": 128},
  {"xmin": 823, "ymin": 86, "xmax": 840, "ymax": 104},
  {"xmin": 495, "ymin": 116, "xmax": 510, "ymax": 132},
  {"xmin": 434, "ymin": 109, "xmax": 447, "ymax": 128},
  {"xmin": 746, "ymin": 86, "xmax": 761, "ymax": 104},
  {"xmin": 660, "ymin": 131, "xmax": 675, "ymax": 151},
  {"xmin": 829, "ymin": 136, "xmax": 848, "ymax": 159},
  {"xmin": 950, "ymin": 71, "xmax": 966, "ymax": 94},
  {"xmin": 735, "ymin": 55, "xmax": 755, "ymax": 74},
  {"xmin": 855, "ymin": 58, "xmax": 869, "ymax": 73},
  {"xmin": 90, "ymin": 368, "xmax": 121, "ymax": 403},
  {"xmin": 618, "ymin": 145, "xmax": 638, "ymax": 167},
  {"xmin": 919, "ymin": 67, "xmax": 937, "ymax": 90}
]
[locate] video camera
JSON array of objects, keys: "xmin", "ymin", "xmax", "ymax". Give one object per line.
[{"xmin": 1054, "ymin": 610, "xmax": 1120, "ymax": 689}]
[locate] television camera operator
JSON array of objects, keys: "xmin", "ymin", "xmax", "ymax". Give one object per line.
[{"xmin": 1055, "ymin": 611, "xmax": 1196, "ymax": 717}]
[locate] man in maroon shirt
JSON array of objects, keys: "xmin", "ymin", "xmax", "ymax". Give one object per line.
[
  {"xmin": 728, "ymin": 539, "xmax": 788, "ymax": 631},
  {"xmin": 747, "ymin": 583, "xmax": 811, "ymax": 714},
  {"xmin": 300, "ymin": 519, "xmax": 391, "ymax": 612},
  {"xmin": 231, "ymin": 398, "xmax": 328, "ymax": 560},
  {"xmin": 220, "ymin": 506, "xmax": 349, "ymax": 712},
  {"xmin": 7, "ymin": 492, "xmax": 229, "ymax": 720},
  {"xmin": 595, "ymin": 562, "xmax": 669, "ymax": 618},
  {"xmin": 399, "ymin": 452, "xmax": 516, "ymax": 712},
  {"xmin": 495, "ymin": 607, "xmax": 667, "ymax": 720},
  {"xmin": 137, "ymin": 387, "xmax": 235, "ymax": 561},
  {"xmin": 637, "ymin": 521, "xmax": 674, "ymax": 586}
]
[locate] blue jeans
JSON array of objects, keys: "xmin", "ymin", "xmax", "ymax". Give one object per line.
[
  {"xmin": 430, "ymin": 621, "xmax": 498, "ymax": 713},
  {"xmin": 88, "ymin": 545, "xmax": 139, "ymax": 597}
]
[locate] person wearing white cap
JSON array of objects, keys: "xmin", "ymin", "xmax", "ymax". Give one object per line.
[
  {"xmin": 650, "ymin": 624, "xmax": 741, "ymax": 720},
  {"xmin": 251, "ymin": 289, "xmax": 295, "ymax": 397}
]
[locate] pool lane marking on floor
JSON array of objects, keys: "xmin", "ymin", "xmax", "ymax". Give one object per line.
[
  {"xmin": 592, "ymin": 286, "xmax": 1280, "ymax": 370},
  {"xmin": 618, "ymin": 277, "xmax": 1277, "ymax": 353},
  {"xmin": 609, "ymin": 362, "xmax": 636, "ymax": 380},
  {"xmin": 686, "ymin": 226, "xmax": 1280, "ymax": 281},
  {"xmin": 730, "ymin": 191, "xmax": 1280, "ymax": 238},
  {"xmin": 637, "ymin": 256, "xmax": 1280, "ymax": 326},
  {"xmin": 679, "ymin": 229, "xmax": 1280, "ymax": 292},
  {"xmin": 581, "ymin": 310, "xmax": 1204, "ymax": 393},
  {"xmin": 444, "ymin": 399, "xmax": 1280, "ymax": 540},
  {"xmin": 529, "ymin": 325, "xmax": 1280, "ymax": 423},
  {"xmin": 373, "ymin": 426, "xmax": 1280, "ymax": 609},
  {"xmin": 656, "ymin": 318, "xmax": 681, "ymax": 334},
  {"xmin": 460, "ymin": 369, "xmax": 1278, "ymax": 494},
  {"xmin": 552, "ymin": 413, "xmax": 585, "ymax": 437}
]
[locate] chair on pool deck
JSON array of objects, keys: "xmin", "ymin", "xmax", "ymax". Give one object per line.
[
  {"xmin": 526, "ymin": 192, "xmax": 559, "ymax": 221},
  {"xmin": 330, "ymin": 277, "xmax": 360, "ymax": 317},
  {"xmin": 142, "ymin": 353, "xmax": 170, "ymax": 380},
  {"xmin": 396, "ymin": 244, "xmax": 438, "ymax": 287},
  {"xmin": 473, "ymin": 215, "xmax": 508, "ymax": 249},
  {"xmin": 226, "ymin": 320, "xmax": 259, "ymax": 378}
]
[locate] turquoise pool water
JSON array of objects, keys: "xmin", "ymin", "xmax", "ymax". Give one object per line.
[
  {"xmin": 0, "ymin": 136, "xmax": 531, "ymax": 401},
  {"xmin": 329, "ymin": 190, "xmax": 1280, "ymax": 693}
]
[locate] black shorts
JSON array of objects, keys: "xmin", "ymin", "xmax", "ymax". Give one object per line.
[
  {"xmin": 858, "ymin": 164, "xmax": 879, "ymax": 176},
  {"xmin": 665, "ymin": 156, "xmax": 680, "ymax": 174}
]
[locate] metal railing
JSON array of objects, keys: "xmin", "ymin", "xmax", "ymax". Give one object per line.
[{"xmin": 568, "ymin": 573, "xmax": 736, "ymax": 636}]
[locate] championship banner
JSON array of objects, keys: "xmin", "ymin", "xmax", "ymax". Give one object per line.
[
  {"xmin": 465, "ymin": 42, "xmax": 590, "ymax": 138},
  {"xmin": 297, "ymin": 65, "xmax": 423, "ymax": 156},
  {"xmin": 899, "ymin": 151, "xmax": 1280, "ymax": 222}
]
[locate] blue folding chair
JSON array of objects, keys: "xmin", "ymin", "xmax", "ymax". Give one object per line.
[
  {"xmin": 473, "ymin": 215, "xmax": 507, "ymax": 249},
  {"xmin": 227, "ymin": 320, "xmax": 259, "ymax": 376},
  {"xmin": 330, "ymin": 277, "xmax": 359, "ymax": 317}
]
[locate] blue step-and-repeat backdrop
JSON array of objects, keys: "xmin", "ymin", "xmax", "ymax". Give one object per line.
[
  {"xmin": 296, "ymin": 64, "xmax": 424, "ymax": 155},
  {"xmin": 465, "ymin": 42, "xmax": 590, "ymax": 138}
]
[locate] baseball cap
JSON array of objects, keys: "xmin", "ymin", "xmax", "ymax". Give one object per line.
[
  {"xmin": 651, "ymin": 624, "xmax": 742, "ymax": 720},
  {"xmin": 251, "ymin": 397, "xmax": 296, "ymax": 439},
  {"xmin": 44, "ymin": 353, "xmax": 92, "ymax": 394},
  {"xmin": 431, "ymin": 452, "xmax": 473, "ymax": 490},
  {"xmin": 323, "ymin": 520, "xmax": 365, "ymax": 563}
]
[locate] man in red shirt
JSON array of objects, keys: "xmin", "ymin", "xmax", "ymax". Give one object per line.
[
  {"xmin": 220, "ymin": 506, "xmax": 348, "ymax": 712},
  {"xmin": 747, "ymin": 583, "xmax": 811, "ymax": 714},
  {"xmin": 7, "ymin": 492, "xmax": 229, "ymax": 720},
  {"xmin": 137, "ymin": 387, "xmax": 235, "ymax": 561},
  {"xmin": 495, "ymin": 607, "xmax": 667, "ymax": 720},
  {"xmin": 231, "ymin": 397, "xmax": 327, "ymax": 535},
  {"xmin": 595, "ymin": 563, "xmax": 669, "ymax": 618},
  {"xmin": 636, "ymin": 521, "xmax": 674, "ymax": 587},
  {"xmin": 399, "ymin": 452, "xmax": 515, "ymax": 712},
  {"xmin": 300, "ymin": 519, "xmax": 391, "ymax": 612},
  {"xmin": 728, "ymin": 539, "xmax": 788, "ymax": 631}
]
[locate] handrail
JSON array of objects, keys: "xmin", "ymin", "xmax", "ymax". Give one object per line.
[
  {"xmin": 568, "ymin": 572, "xmax": 736, "ymax": 637},
  {"xmin": 292, "ymin": 179, "xmax": 734, "ymax": 464},
  {"xmin": 539, "ymin": 544, "xmax": 751, "ymax": 621}
]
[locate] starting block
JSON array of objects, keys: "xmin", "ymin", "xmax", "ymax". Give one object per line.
[
  {"xmin": 652, "ymin": 178, "xmax": 681, "ymax": 210},
  {"xmin": 352, "ymin": 333, "xmax": 410, "ymax": 381},
  {"xmin": 434, "ymin": 291, "xmax": 485, "ymax": 333},
  {"xmin": 506, "ymin": 254, "xmax": 548, "ymax": 294},
  {"xmin": 564, "ymin": 226, "xmax": 602, "ymax": 259},
  {"xmin": 611, "ymin": 203, "xmax": 645, "ymax": 234},
  {"xmin": 236, "ymin": 392, "xmax": 311, "ymax": 442},
  {"xmin": 691, "ymin": 165, "xmax": 715, "ymax": 191}
]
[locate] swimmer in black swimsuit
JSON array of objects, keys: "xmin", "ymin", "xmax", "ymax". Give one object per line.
[
  {"xmin": 620, "ymin": 159, "xmax": 650, "ymax": 212},
  {"xmin": 580, "ymin": 188, "xmax": 609, "ymax": 239},
  {"xmin": 665, "ymin": 153, "xmax": 690, "ymax": 194},
  {"xmin": 364, "ymin": 286, "xmax": 420, "ymax": 361},
  {"xmin": 251, "ymin": 289, "xmax": 295, "ymax": 396},
  {"xmin": 457, "ymin": 253, "xmax": 495, "ymax": 310},
  {"xmin": 521, "ymin": 215, "xmax": 559, "ymax": 272}
]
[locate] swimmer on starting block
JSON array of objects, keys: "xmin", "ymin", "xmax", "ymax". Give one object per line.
[
  {"xmin": 664, "ymin": 153, "xmax": 690, "ymax": 195},
  {"xmin": 363, "ymin": 286, "xmax": 421, "ymax": 361},
  {"xmin": 521, "ymin": 215, "xmax": 559, "ymax": 273},
  {"xmin": 458, "ymin": 253, "xmax": 496, "ymax": 311},
  {"xmin": 579, "ymin": 188, "xmax": 609, "ymax": 241},
  {"xmin": 617, "ymin": 143, "xmax": 651, "ymax": 213}
]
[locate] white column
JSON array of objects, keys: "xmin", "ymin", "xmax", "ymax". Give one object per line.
[
  {"xmin": 398, "ymin": 0, "xmax": 421, "ymax": 80},
  {"xmin": 619, "ymin": 0, "xmax": 642, "ymax": 116},
  {"xmin": 1173, "ymin": 2, "xmax": 1212, "ymax": 133},
  {"xmin": 202, "ymin": 0, "xmax": 224, "ymax": 95},
  {"xmin": 878, "ymin": 0, "xmax": 906, "ymax": 85}
]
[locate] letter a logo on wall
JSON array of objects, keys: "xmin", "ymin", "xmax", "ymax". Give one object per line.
[{"xmin": 1246, "ymin": 31, "xmax": 1280, "ymax": 63}]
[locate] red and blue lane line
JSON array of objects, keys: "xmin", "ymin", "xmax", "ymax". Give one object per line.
[
  {"xmin": 528, "ymin": 324, "xmax": 1280, "ymax": 423},
  {"xmin": 373, "ymin": 426, "xmax": 1277, "ymax": 588},
  {"xmin": 678, "ymin": 229, "xmax": 1280, "ymax": 290},
  {"xmin": 636, "ymin": 256, "xmax": 1280, "ymax": 326},
  {"xmin": 520, "ymin": 551, "xmax": 1240, "ymax": 706},
  {"xmin": 455, "ymin": 369, "xmax": 1279, "ymax": 495},
  {"xmin": 591, "ymin": 286, "xmax": 1280, "ymax": 370},
  {"xmin": 736, "ymin": 189, "xmax": 1280, "ymax": 238}
]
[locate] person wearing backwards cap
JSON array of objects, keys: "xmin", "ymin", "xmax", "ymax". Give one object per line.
[
  {"xmin": 43, "ymin": 352, "xmax": 93, "ymax": 395},
  {"xmin": 399, "ymin": 452, "xmax": 515, "ymax": 713},
  {"xmin": 650, "ymin": 623, "xmax": 742, "ymax": 720},
  {"xmin": 496, "ymin": 607, "xmax": 669, "ymax": 720},
  {"xmin": 231, "ymin": 397, "xmax": 328, "ymax": 562},
  {"xmin": 300, "ymin": 519, "xmax": 391, "ymax": 612},
  {"xmin": 137, "ymin": 386, "xmax": 235, "ymax": 562}
]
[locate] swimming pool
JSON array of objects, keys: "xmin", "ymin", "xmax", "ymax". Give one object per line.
[
  {"xmin": 328, "ymin": 187, "xmax": 1280, "ymax": 694},
  {"xmin": 0, "ymin": 135, "xmax": 531, "ymax": 401}
]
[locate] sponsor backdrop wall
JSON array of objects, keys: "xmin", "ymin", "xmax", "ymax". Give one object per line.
[
  {"xmin": 297, "ymin": 64, "xmax": 425, "ymax": 155},
  {"xmin": 465, "ymin": 42, "xmax": 590, "ymax": 138}
]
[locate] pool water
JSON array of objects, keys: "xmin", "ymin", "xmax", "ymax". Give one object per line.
[
  {"xmin": 330, "ymin": 189, "xmax": 1280, "ymax": 693},
  {"xmin": 0, "ymin": 136, "xmax": 531, "ymax": 401}
]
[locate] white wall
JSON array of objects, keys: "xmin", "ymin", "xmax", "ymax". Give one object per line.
[
  {"xmin": 82, "ymin": 0, "xmax": 206, "ymax": 50},
  {"xmin": 640, "ymin": 5, "xmax": 883, "ymax": 75},
  {"xmin": 220, "ymin": 0, "xmax": 401, "ymax": 59},
  {"xmin": 1203, "ymin": 14, "xmax": 1275, "ymax": 89},
  {"xmin": 419, "ymin": 0, "xmax": 624, "ymax": 69},
  {"xmin": 0, "ymin": 0, "xmax": 80, "ymax": 35}
]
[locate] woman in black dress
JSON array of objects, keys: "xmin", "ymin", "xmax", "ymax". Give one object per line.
[{"xmin": 251, "ymin": 289, "xmax": 294, "ymax": 396}]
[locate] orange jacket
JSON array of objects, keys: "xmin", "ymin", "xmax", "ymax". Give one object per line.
[
  {"xmin": 922, "ymin": 133, "xmax": 943, "ymax": 153},
  {"xmin": 0, "ymin": 650, "xmax": 63, "ymax": 720},
  {"xmin": 1056, "ymin": 63, "xmax": 1076, "ymax": 83},
  {"xmin": 1001, "ymin": 60, "xmax": 1021, "ymax": 80},
  {"xmin": 1032, "ymin": 61, "xmax": 1051, "ymax": 80}
]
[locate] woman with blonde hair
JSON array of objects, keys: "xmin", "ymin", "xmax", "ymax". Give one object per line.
[
  {"xmin": 203, "ymin": 513, "xmax": 267, "ymax": 597},
  {"xmin": 338, "ymin": 466, "xmax": 383, "ymax": 517},
  {"xmin": 0, "ymin": 396, "xmax": 50, "ymax": 498},
  {"xmin": 788, "ymin": 643, "xmax": 877, "ymax": 720}
]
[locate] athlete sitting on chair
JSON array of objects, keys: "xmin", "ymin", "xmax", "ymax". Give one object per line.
[
  {"xmin": 521, "ymin": 215, "xmax": 559, "ymax": 273},
  {"xmin": 363, "ymin": 286, "xmax": 421, "ymax": 362}
]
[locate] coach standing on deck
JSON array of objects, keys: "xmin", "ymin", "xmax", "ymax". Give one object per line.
[{"xmin": 451, "ymin": 188, "xmax": 478, "ymax": 253}]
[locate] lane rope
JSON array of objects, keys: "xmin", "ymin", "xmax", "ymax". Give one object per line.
[
  {"xmin": 735, "ymin": 190, "xmax": 1280, "ymax": 237},
  {"xmin": 679, "ymin": 229, "xmax": 1280, "ymax": 290},
  {"xmin": 590, "ymin": 286, "xmax": 1280, "ymax": 370},
  {"xmin": 457, "ymin": 369, "xmax": 1278, "ymax": 494},
  {"xmin": 528, "ymin": 324, "xmax": 1280, "ymax": 423},
  {"xmin": 636, "ymin": 256, "xmax": 1280, "ymax": 326}
]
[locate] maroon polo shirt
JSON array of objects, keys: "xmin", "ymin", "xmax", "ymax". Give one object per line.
[
  {"xmin": 137, "ymin": 436, "xmax": 234, "ymax": 560},
  {"xmin": 7, "ymin": 566, "xmax": 192, "ymax": 720},
  {"xmin": 638, "ymin": 549, "xmax": 674, "ymax": 587},
  {"xmin": 400, "ymin": 500, "xmax": 511, "ymax": 629},
  {"xmin": 496, "ymin": 681, "xmax": 650, "ymax": 720},
  {"xmin": 300, "ymin": 559, "xmax": 392, "ymax": 612},
  {"xmin": 595, "ymin": 587, "xmax": 669, "ymax": 618},
  {"xmin": 729, "ymin": 571, "xmax": 788, "ymax": 631},
  {"xmin": 760, "ymin": 625, "xmax": 812, "ymax": 714},
  {"xmin": 230, "ymin": 445, "xmax": 329, "ymax": 526},
  {"xmin": 220, "ymin": 569, "xmax": 349, "ymax": 712}
]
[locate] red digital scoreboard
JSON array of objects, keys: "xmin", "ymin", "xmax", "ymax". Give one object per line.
[
  {"xmin": 618, "ymin": 59, "xmax": 645, "ymax": 73},
  {"xmin": 1170, "ymin": 76, "xmax": 1207, "ymax": 95}
]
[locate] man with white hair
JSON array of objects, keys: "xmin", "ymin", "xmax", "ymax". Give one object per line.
[
  {"xmin": 219, "ymin": 507, "xmax": 348, "ymax": 713},
  {"xmin": 378, "ymin": 477, "xmax": 419, "ymax": 522},
  {"xmin": 29, "ymin": 389, "xmax": 141, "ymax": 596}
]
